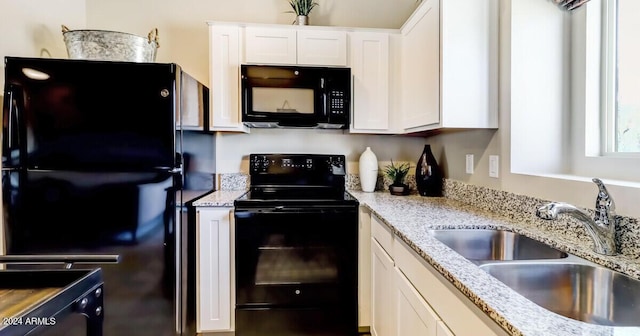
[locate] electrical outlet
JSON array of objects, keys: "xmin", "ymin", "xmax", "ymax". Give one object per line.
[
  {"xmin": 489, "ymin": 155, "xmax": 499, "ymax": 178},
  {"xmin": 465, "ymin": 154, "xmax": 474, "ymax": 174}
]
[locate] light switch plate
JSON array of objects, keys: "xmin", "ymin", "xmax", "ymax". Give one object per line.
[
  {"xmin": 465, "ymin": 154, "xmax": 474, "ymax": 174},
  {"xmin": 489, "ymin": 155, "xmax": 499, "ymax": 178}
]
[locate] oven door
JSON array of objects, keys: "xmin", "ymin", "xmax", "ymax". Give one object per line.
[{"xmin": 234, "ymin": 205, "xmax": 358, "ymax": 336}]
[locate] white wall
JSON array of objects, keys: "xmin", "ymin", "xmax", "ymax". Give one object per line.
[
  {"xmin": 0, "ymin": 0, "xmax": 86, "ymax": 90},
  {"xmin": 215, "ymin": 128, "xmax": 428, "ymax": 173}
]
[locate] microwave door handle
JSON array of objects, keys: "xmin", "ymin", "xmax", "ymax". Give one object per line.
[
  {"xmin": 319, "ymin": 78, "xmax": 327, "ymax": 118},
  {"xmin": 322, "ymin": 92, "xmax": 328, "ymax": 118}
]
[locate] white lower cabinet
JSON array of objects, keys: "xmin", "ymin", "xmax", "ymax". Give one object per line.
[
  {"xmin": 395, "ymin": 267, "xmax": 439, "ymax": 336},
  {"xmin": 367, "ymin": 214, "xmax": 508, "ymax": 336},
  {"xmin": 358, "ymin": 207, "xmax": 372, "ymax": 328},
  {"xmin": 393, "ymin": 236, "xmax": 509, "ymax": 336},
  {"xmin": 196, "ymin": 207, "xmax": 234, "ymax": 332},
  {"xmin": 371, "ymin": 238, "xmax": 396, "ymax": 336},
  {"xmin": 436, "ymin": 321, "xmax": 456, "ymax": 336}
]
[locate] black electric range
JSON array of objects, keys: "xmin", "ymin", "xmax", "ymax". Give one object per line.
[{"xmin": 234, "ymin": 154, "xmax": 359, "ymax": 336}]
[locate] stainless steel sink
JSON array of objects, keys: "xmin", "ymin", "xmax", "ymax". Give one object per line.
[
  {"xmin": 480, "ymin": 262, "xmax": 640, "ymax": 326},
  {"xmin": 428, "ymin": 229, "xmax": 568, "ymax": 261}
]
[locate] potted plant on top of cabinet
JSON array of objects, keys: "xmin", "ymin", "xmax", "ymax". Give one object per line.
[
  {"xmin": 384, "ymin": 160, "xmax": 411, "ymax": 196},
  {"xmin": 287, "ymin": 0, "xmax": 319, "ymax": 25}
]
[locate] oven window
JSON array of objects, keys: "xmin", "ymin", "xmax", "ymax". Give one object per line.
[
  {"xmin": 252, "ymin": 87, "xmax": 314, "ymax": 114},
  {"xmin": 256, "ymin": 233, "xmax": 338, "ymax": 285}
]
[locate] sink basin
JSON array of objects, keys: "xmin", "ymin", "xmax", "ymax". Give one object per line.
[
  {"xmin": 480, "ymin": 262, "xmax": 640, "ymax": 326},
  {"xmin": 428, "ymin": 229, "xmax": 568, "ymax": 261}
]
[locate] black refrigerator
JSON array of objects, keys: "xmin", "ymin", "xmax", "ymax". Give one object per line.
[{"xmin": 1, "ymin": 56, "xmax": 207, "ymax": 336}]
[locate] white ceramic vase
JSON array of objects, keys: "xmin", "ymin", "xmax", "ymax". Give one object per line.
[{"xmin": 359, "ymin": 147, "xmax": 378, "ymax": 192}]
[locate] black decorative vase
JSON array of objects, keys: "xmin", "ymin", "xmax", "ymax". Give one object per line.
[{"xmin": 415, "ymin": 145, "xmax": 443, "ymax": 197}]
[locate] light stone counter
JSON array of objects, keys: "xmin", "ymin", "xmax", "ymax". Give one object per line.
[
  {"xmin": 351, "ymin": 190, "xmax": 640, "ymax": 336},
  {"xmin": 192, "ymin": 190, "xmax": 247, "ymax": 207}
]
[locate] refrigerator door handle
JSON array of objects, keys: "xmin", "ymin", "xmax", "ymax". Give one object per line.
[
  {"xmin": 0, "ymin": 254, "xmax": 120, "ymax": 269},
  {"xmin": 3, "ymin": 85, "xmax": 23, "ymax": 166},
  {"xmin": 5, "ymin": 86, "xmax": 16, "ymax": 152},
  {"xmin": 169, "ymin": 167, "xmax": 183, "ymax": 174}
]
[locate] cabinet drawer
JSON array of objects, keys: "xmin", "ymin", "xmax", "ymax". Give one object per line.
[{"xmin": 371, "ymin": 214, "xmax": 393, "ymax": 258}]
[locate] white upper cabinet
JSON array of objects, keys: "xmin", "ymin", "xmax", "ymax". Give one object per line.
[
  {"xmin": 440, "ymin": 0, "xmax": 498, "ymax": 129},
  {"xmin": 244, "ymin": 26, "xmax": 347, "ymax": 66},
  {"xmin": 297, "ymin": 30, "xmax": 348, "ymax": 66},
  {"xmin": 401, "ymin": 0, "xmax": 441, "ymax": 131},
  {"xmin": 207, "ymin": 2, "xmax": 498, "ymax": 134},
  {"xmin": 400, "ymin": 0, "xmax": 499, "ymax": 132},
  {"xmin": 208, "ymin": 23, "xmax": 248, "ymax": 132},
  {"xmin": 244, "ymin": 27, "xmax": 297, "ymax": 64},
  {"xmin": 349, "ymin": 32, "xmax": 392, "ymax": 133}
]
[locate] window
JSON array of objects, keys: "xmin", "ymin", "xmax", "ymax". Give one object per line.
[
  {"xmin": 603, "ymin": 0, "xmax": 640, "ymax": 154},
  {"xmin": 565, "ymin": 0, "xmax": 640, "ymax": 182}
]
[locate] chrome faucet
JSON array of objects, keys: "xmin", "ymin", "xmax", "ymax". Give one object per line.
[{"xmin": 536, "ymin": 178, "xmax": 618, "ymax": 256}]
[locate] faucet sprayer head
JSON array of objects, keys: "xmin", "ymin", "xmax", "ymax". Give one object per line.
[{"xmin": 536, "ymin": 203, "xmax": 559, "ymax": 220}]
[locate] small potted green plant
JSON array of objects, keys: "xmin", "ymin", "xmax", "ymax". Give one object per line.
[
  {"xmin": 287, "ymin": 0, "xmax": 319, "ymax": 25},
  {"xmin": 384, "ymin": 160, "xmax": 411, "ymax": 196}
]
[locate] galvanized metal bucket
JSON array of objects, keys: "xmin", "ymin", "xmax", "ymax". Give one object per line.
[{"xmin": 62, "ymin": 25, "xmax": 160, "ymax": 62}]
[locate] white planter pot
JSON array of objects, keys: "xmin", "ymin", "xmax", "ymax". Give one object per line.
[
  {"xmin": 359, "ymin": 147, "xmax": 378, "ymax": 192},
  {"xmin": 297, "ymin": 15, "xmax": 308, "ymax": 25}
]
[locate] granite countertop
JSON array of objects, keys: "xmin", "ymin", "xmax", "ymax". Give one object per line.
[
  {"xmin": 192, "ymin": 189, "xmax": 247, "ymax": 207},
  {"xmin": 351, "ymin": 191, "xmax": 640, "ymax": 336},
  {"xmin": 192, "ymin": 188, "xmax": 640, "ymax": 335}
]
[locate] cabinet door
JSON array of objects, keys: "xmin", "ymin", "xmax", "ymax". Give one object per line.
[
  {"xmin": 197, "ymin": 207, "xmax": 232, "ymax": 332},
  {"xmin": 350, "ymin": 32, "xmax": 391, "ymax": 132},
  {"xmin": 395, "ymin": 268, "xmax": 439, "ymax": 336},
  {"xmin": 393, "ymin": 237, "xmax": 508, "ymax": 336},
  {"xmin": 440, "ymin": 0, "xmax": 498, "ymax": 128},
  {"xmin": 297, "ymin": 30, "xmax": 348, "ymax": 66},
  {"xmin": 436, "ymin": 321, "xmax": 456, "ymax": 336},
  {"xmin": 245, "ymin": 27, "xmax": 297, "ymax": 64},
  {"xmin": 209, "ymin": 24, "xmax": 246, "ymax": 132},
  {"xmin": 371, "ymin": 238, "xmax": 396, "ymax": 336},
  {"xmin": 401, "ymin": 0, "xmax": 440, "ymax": 130},
  {"xmin": 358, "ymin": 207, "xmax": 372, "ymax": 328}
]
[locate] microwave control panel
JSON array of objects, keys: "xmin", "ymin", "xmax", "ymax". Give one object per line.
[{"xmin": 329, "ymin": 90, "xmax": 347, "ymax": 117}]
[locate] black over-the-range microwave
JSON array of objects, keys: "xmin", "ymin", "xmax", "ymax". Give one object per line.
[{"xmin": 241, "ymin": 64, "xmax": 351, "ymax": 129}]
